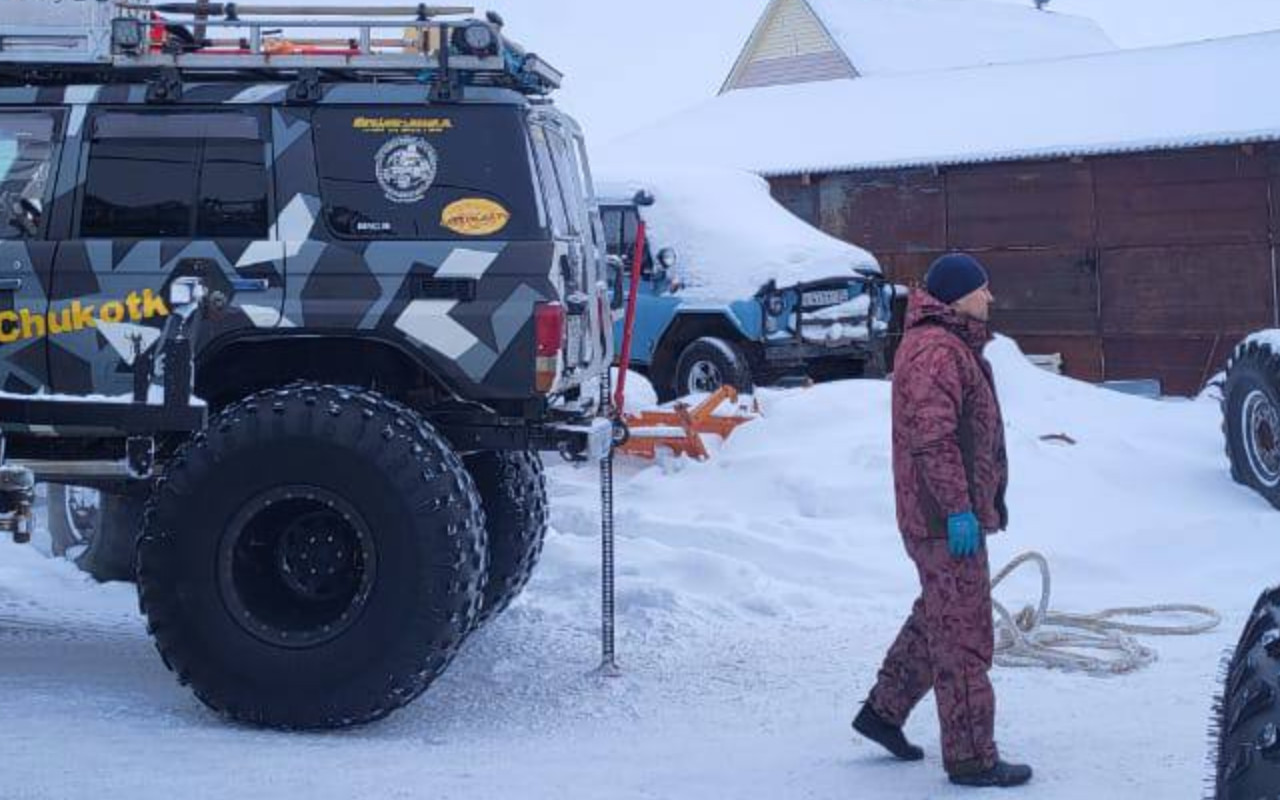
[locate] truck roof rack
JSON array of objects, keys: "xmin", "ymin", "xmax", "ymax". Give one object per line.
[{"xmin": 0, "ymin": 0, "xmax": 562, "ymax": 97}]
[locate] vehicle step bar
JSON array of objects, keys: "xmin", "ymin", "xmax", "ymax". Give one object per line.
[{"xmin": 8, "ymin": 459, "xmax": 134, "ymax": 481}]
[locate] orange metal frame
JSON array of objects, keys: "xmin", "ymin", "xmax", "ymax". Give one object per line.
[{"xmin": 617, "ymin": 386, "xmax": 758, "ymax": 461}]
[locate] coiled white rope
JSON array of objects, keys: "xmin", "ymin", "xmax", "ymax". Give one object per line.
[{"xmin": 991, "ymin": 551, "xmax": 1221, "ymax": 675}]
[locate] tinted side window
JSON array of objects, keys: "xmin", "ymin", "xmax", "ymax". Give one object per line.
[
  {"xmin": 529, "ymin": 125, "xmax": 569, "ymax": 237},
  {"xmin": 80, "ymin": 111, "xmax": 267, "ymax": 239},
  {"xmin": 544, "ymin": 127, "xmax": 585, "ymax": 236},
  {"xmin": 0, "ymin": 112, "xmax": 57, "ymax": 239},
  {"xmin": 199, "ymin": 141, "xmax": 269, "ymax": 237},
  {"xmin": 82, "ymin": 140, "xmax": 200, "ymax": 238}
]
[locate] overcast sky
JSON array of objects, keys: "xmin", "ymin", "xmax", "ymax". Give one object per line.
[{"xmin": 248, "ymin": 0, "xmax": 1280, "ymax": 146}]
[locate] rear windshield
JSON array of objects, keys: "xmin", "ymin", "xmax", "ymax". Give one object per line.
[{"xmin": 312, "ymin": 106, "xmax": 545, "ymax": 241}]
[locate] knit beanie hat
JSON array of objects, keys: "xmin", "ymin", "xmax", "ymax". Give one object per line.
[{"xmin": 925, "ymin": 253, "xmax": 990, "ymax": 304}]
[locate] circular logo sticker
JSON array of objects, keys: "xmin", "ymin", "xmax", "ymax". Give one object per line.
[
  {"xmin": 375, "ymin": 136, "xmax": 439, "ymax": 204},
  {"xmin": 441, "ymin": 198, "xmax": 511, "ymax": 236}
]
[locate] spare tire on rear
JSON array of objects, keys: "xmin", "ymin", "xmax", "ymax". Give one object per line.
[
  {"xmin": 1223, "ymin": 336, "xmax": 1280, "ymax": 510},
  {"xmin": 137, "ymin": 383, "xmax": 487, "ymax": 730}
]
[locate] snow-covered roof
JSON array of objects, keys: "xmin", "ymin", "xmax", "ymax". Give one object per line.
[
  {"xmin": 604, "ymin": 31, "xmax": 1280, "ymax": 177},
  {"xmin": 805, "ymin": 0, "xmax": 1115, "ymax": 75},
  {"xmin": 983, "ymin": 0, "xmax": 1280, "ymax": 49},
  {"xmin": 596, "ymin": 166, "xmax": 880, "ymax": 302}
]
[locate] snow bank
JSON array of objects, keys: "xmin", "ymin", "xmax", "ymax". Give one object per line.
[
  {"xmin": 596, "ymin": 165, "xmax": 880, "ymax": 301},
  {"xmin": 611, "ymin": 368, "xmax": 658, "ymax": 413}
]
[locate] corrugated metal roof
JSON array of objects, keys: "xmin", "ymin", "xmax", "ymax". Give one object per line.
[{"xmin": 759, "ymin": 129, "xmax": 1280, "ymax": 177}]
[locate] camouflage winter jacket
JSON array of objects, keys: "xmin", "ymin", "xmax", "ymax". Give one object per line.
[{"xmin": 892, "ymin": 290, "xmax": 1009, "ymax": 541}]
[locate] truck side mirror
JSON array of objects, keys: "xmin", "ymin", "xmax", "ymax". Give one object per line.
[{"xmin": 657, "ymin": 248, "xmax": 678, "ymax": 270}]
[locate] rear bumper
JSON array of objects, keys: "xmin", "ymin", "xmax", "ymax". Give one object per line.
[{"xmin": 543, "ymin": 417, "xmax": 613, "ymax": 462}]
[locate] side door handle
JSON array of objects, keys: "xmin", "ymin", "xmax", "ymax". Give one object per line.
[{"xmin": 0, "ymin": 278, "xmax": 22, "ymax": 292}]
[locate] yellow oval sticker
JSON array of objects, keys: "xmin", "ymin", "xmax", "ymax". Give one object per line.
[{"xmin": 441, "ymin": 198, "xmax": 511, "ymax": 237}]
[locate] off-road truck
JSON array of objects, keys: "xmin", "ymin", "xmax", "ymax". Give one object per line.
[{"xmin": 0, "ymin": 1, "xmax": 613, "ymax": 729}]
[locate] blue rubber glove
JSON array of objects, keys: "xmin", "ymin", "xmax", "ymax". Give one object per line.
[{"xmin": 947, "ymin": 511, "xmax": 982, "ymax": 558}]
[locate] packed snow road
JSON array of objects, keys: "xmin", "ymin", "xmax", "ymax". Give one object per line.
[{"xmin": 2, "ymin": 338, "xmax": 1276, "ymax": 799}]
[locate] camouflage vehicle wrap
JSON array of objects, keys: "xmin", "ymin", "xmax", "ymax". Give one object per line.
[
  {"xmin": 0, "ymin": 82, "xmax": 608, "ymax": 430},
  {"xmin": 0, "ymin": 6, "xmax": 610, "ymax": 731}
]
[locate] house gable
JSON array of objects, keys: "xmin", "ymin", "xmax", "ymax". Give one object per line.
[{"xmin": 721, "ymin": 0, "xmax": 857, "ymax": 93}]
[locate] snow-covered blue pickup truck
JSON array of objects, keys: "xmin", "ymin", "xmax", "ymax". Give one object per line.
[{"xmin": 599, "ymin": 168, "xmax": 896, "ymax": 401}]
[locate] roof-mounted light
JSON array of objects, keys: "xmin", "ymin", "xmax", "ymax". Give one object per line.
[
  {"xmin": 451, "ymin": 21, "xmax": 499, "ymax": 57},
  {"xmin": 111, "ymin": 17, "xmax": 147, "ymax": 54}
]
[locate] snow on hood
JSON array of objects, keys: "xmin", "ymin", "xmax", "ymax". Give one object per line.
[{"xmin": 595, "ymin": 165, "xmax": 880, "ymax": 303}]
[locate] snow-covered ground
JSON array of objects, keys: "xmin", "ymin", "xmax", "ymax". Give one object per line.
[{"xmin": 2, "ymin": 337, "xmax": 1277, "ymax": 799}]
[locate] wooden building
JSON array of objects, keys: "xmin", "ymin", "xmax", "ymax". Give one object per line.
[{"xmin": 771, "ymin": 143, "xmax": 1279, "ymax": 395}]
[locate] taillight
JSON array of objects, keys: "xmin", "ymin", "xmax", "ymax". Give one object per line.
[{"xmin": 534, "ymin": 302, "xmax": 564, "ymax": 393}]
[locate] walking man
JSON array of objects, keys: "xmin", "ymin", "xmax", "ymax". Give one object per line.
[{"xmin": 852, "ymin": 253, "xmax": 1032, "ymax": 788}]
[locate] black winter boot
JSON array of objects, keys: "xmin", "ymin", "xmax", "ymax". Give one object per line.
[
  {"xmin": 948, "ymin": 759, "xmax": 1033, "ymax": 788},
  {"xmin": 852, "ymin": 704, "xmax": 924, "ymax": 761}
]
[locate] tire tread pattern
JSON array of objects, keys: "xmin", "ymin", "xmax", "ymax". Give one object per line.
[
  {"xmin": 136, "ymin": 382, "xmax": 486, "ymax": 730},
  {"xmin": 1212, "ymin": 586, "xmax": 1280, "ymax": 799}
]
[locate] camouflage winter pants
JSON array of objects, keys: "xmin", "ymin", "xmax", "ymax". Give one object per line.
[{"xmin": 866, "ymin": 536, "xmax": 999, "ymax": 772}]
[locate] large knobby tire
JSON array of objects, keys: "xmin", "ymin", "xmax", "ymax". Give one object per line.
[
  {"xmin": 1224, "ymin": 338, "xmax": 1280, "ymax": 510},
  {"xmin": 1213, "ymin": 587, "xmax": 1280, "ymax": 799},
  {"xmin": 137, "ymin": 383, "xmax": 487, "ymax": 730},
  {"xmin": 46, "ymin": 484, "xmax": 142, "ymax": 583},
  {"xmin": 671, "ymin": 337, "xmax": 753, "ymax": 402},
  {"xmin": 465, "ymin": 450, "xmax": 548, "ymax": 625}
]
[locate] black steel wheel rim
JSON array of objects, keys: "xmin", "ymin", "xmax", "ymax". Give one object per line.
[{"xmin": 219, "ymin": 486, "xmax": 378, "ymax": 649}]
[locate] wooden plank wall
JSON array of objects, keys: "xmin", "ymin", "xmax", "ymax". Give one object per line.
[{"xmin": 770, "ymin": 142, "xmax": 1280, "ymax": 394}]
